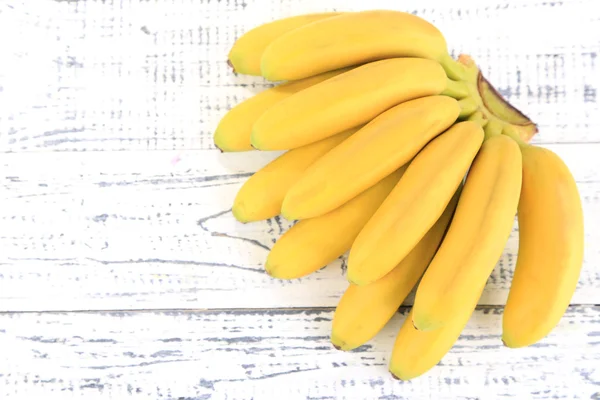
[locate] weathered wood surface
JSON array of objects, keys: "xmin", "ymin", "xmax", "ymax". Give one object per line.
[
  {"xmin": 1, "ymin": 145, "xmax": 599, "ymax": 311},
  {"xmin": 1, "ymin": 307, "xmax": 599, "ymax": 400},
  {"xmin": 1, "ymin": 0, "xmax": 599, "ymax": 398}
]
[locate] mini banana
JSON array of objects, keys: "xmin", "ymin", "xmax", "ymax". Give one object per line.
[
  {"xmin": 281, "ymin": 95, "xmax": 461, "ymax": 220},
  {"xmin": 265, "ymin": 168, "xmax": 406, "ymax": 280},
  {"xmin": 260, "ymin": 10, "xmax": 466, "ymax": 81},
  {"xmin": 233, "ymin": 127, "xmax": 358, "ymax": 222},
  {"xmin": 251, "ymin": 58, "xmax": 458, "ymax": 151},
  {"xmin": 331, "ymin": 190, "xmax": 460, "ymax": 351},
  {"xmin": 389, "ymin": 286, "xmax": 483, "ymax": 381},
  {"xmin": 228, "ymin": 12, "xmax": 341, "ymax": 76},
  {"xmin": 502, "ymin": 140, "xmax": 584, "ymax": 348},
  {"xmin": 347, "ymin": 121, "xmax": 484, "ymax": 286},
  {"xmin": 412, "ymin": 134, "xmax": 522, "ymax": 331},
  {"xmin": 214, "ymin": 68, "xmax": 348, "ymax": 151}
]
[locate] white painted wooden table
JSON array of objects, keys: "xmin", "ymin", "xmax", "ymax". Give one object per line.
[{"xmin": 1, "ymin": 0, "xmax": 599, "ymax": 399}]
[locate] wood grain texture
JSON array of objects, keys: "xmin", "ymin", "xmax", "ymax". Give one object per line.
[
  {"xmin": 0, "ymin": 0, "xmax": 598, "ymax": 153},
  {"xmin": 1, "ymin": 0, "xmax": 599, "ymax": 398},
  {"xmin": 1, "ymin": 306, "xmax": 599, "ymax": 400},
  {"xmin": 1, "ymin": 144, "xmax": 599, "ymax": 311}
]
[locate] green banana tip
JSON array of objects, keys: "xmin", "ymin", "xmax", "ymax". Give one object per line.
[
  {"xmin": 263, "ymin": 260, "xmax": 275, "ymax": 277},
  {"xmin": 213, "ymin": 128, "xmax": 229, "ymax": 153},
  {"xmin": 410, "ymin": 314, "xmax": 437, "ymax": 332},
  {"xmin": 249, "ymin": 130, "xmax": 263, "ymax": 150},
  {"xmin": 258, "ymin": 60, "xmax": 279, "ymax": 82},
  {"xmin": 345, "ymin": 273, "xmax": 360, "ymax": 286},
  {"xmin": 345, "ymin": 268, "xmax": 373, "ymax": 286},
  {"xmin": 279, "ymin": 206, "xmax": 297, "ymax": 222},
  {"xmin": 231, "ymin": 204, "xmax": 250, "ymax": 224}
]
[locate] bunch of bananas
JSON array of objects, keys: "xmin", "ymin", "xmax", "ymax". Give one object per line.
[{"xmin": 214, "ymin": 10, "xmax": 585, "ymax": 380}]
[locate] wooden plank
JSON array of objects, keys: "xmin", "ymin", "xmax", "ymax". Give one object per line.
[
  {"xmin": 0, "ymin": 306, "xmax": 598, "ymax": 399},
  {"xmin": 1, "ymin": 146, "xmax": 599, "ymax": 311},
  {"xmin": 1, "ymin": 0, "xmax": 599, "ymax": 153}
]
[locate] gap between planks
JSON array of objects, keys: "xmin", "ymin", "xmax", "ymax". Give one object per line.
[
  {"xmin": 0, "ymin": 305, "xmax": 599, "ymax": 315},
  {"xmin": 2, "ymin": 140, "xmax": 600, "ymax": 155}
]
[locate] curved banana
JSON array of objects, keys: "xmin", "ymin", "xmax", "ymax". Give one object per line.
[
  {"xmin": 233, "ymin": 127, "xmax": 358, "ymax": 222},
  {"xmin": 260, "ymin": 10, "xmax": 466, "ymax": 81},
  {"xmin": 228, "ymin": 12, "xmax": 341, "ymax": 76},
  {"xmin": 251, "ymin": 58, "xmax": 452, "ymax": 151},
  {"xmin": 331, "ymin": 190, "xmax": 460, "ymax": 351},
  {"xmin": 412, "ymin": 134, "xmax": 522, "ymax": 331},
  {"xmin": 502, "ymin": 143, "xmax": 584, "ymax": 348},
  {"xmin": 265, "ymin": 168, "xmax": 405, "ymax": 280},
  {"xmin": 389, "ymin": 288, "xmax": 482, "ymax": 381},
  {"xmin": 214, "ymin": 68, "xmax": 348, "ymax": 151},
  {"xmin": 281, "ymin": 95, "xmax": 461, "ymax": 220},
  {"xmin": 347, "ymin": 121, "xmax": 484, "ymax": 285}
]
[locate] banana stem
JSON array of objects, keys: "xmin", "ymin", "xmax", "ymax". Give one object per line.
[
  {"xmin": 458, "ymin": 97, "xmax": 478, "ymax": 119},
  {"xmin": 457, "ymin": 54, "xmax": 538, "ymax": 143},
  {"xmin": 441, "ymin": 78, "xmax": 470, "ymax": 99},
  {"xmin": 502, "ymin": 124, "xmax": 529, "ymax": 148},
  {"xmin": 467, "ymin": 111, "xmax": 488, "ymax": 127},
  {"xmin": 483, "ymin": 119, "xmax": 503, "ymax": 140},
  {"xmin": 439, "ymin": 53, "xmax": 468, "ymax": 81}
]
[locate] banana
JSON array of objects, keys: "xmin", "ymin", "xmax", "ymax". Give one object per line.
[
  {"xmin": 228, "ymin": 12, "xmax": 341, "ymax": 76},
  {"xmin": 331, "ymin": 189, "xmax": 460, "ymax": 351},
  {"xmin": 260, "ymin": 10, "xmax": 466, "ymax": 81},
  {"xmin": 281, "ymin": 95, "xmax": 461, "ymax": 220},
  {"xmin": 347, "ymin": 121, "xmax": 484, "ymax": 286},
  {"xmin": 265, "ymin": 168, "xmax": 406, "ymax": 280},
  {"xmin": 214, "ymin": 68, "xmax": 349, "ymax": 151},
  {"xmin": 251, "ymin": 58, "xmax": 461, "ymax": 151},
  {"xmin": 502, "ymin": 142, "xmax": 584, "ymax": 348},
  {"xmin": 412, "ymin": 134, "xmax": 522, "ymax": 331},
  {"xmin": 233, "ymin": 127, "xmax": 359, "ymax": 222},
  {"xmin": 389, "ymin": 287, "xmax": 483, "ymax": 381}
]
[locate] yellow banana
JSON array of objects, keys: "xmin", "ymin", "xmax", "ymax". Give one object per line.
[
  {"xmin": 232, "ymin": 127, "xmax": 358, "ymax": 223},
  {"xmin": 347, "ymin": 121, "xmax": 484, "ymax": 285},
  {"xmin": 281, "ymin": 95, "xmax": 461, "ymax": 220},
  {"xmin": 412, "ymin": 134, "xmax": 522, "ymax": 331},
  {"xmin": 502, "ymin": 143, "xmax": 584, "ymax": 348},
  {"xmin": 228, "ymin": 12, "xmax": 341, "ymax": 76},
  {"xmin": 260, "ymin": 10, "xmax": 466, "ymax": 81},
  {"xmin": 265, "ymin": 168, "xmax": 405, "ymax": 280},
  {"xmin": 251, "ymin": 58, "xmax": 458, "ymax": 151},
  {"xmin": 214, "ymin": 69, "xmax": 349, "ymax": 151},
  {"xmin": 389, "ymin": 287, "xmax": 483, "ymax": 381},
  {"xmin": 331, "ymin": 190, "xmax": 460, "ymax": 351}
]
